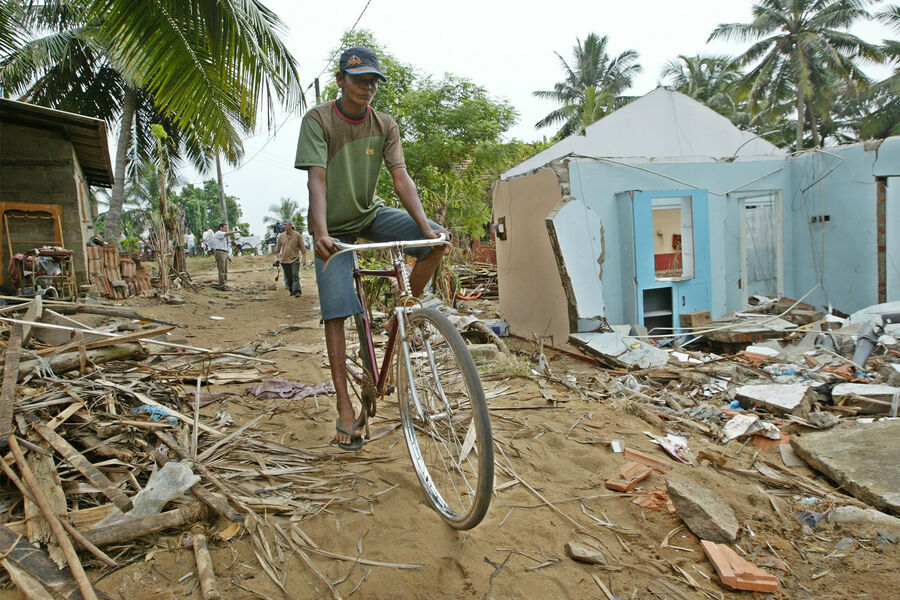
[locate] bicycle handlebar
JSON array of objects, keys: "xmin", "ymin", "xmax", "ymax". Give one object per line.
[{"xmin": 322, "ymin": 233, "xmax": 450, "ymax": 272}]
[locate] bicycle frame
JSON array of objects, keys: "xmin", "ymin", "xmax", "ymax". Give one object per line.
[{"xmin": 326, "ymin": 236, "xmax": 450, "ymax": 402}]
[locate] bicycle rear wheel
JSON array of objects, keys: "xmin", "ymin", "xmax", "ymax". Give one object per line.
[{"xmin": 397, "ymin": 307, "xmax": 493, "ymax": 529}]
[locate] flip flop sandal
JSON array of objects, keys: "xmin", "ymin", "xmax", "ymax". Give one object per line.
[{"xmin": 335, "ymin": 418, "xmax": 364, "ymax": 451}]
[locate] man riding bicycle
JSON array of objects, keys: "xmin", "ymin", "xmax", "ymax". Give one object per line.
[{"xmin": 294, "ymin": 46, "xmax": 449, "ymax": 450}]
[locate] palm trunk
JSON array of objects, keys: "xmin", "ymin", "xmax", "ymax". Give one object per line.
[
  {"xmin": 808, "ymin": 103, "xmax": 821, "ymax": 148},
  {"xmin": 216, "ymin": 154, "xmax": 228, "ymax": 229},
  {"xmin": 795, "ymin": 91, "xmax": 805, "ymax": 152},
  {"xmin": 107, "ymin": 86, "xmax": 137, "ymax": 245}
]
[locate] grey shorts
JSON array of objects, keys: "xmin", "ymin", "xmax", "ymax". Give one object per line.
[{"xmin": 315, "ymin": 206, "xmax": 442, "ymax": 321}]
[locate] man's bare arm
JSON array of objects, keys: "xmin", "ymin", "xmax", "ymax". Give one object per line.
[{"xmin": 307, "ymin": 166, "xmax": 335, "ymax": 260}]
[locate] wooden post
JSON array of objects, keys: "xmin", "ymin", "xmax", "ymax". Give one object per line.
[
  {"xmin": 0, "ymin": 322, "xmax": 22, "ymax": 448},
  {"xmin": 191, "ymin": 527, "xmax": 221, "ymax": 599}
]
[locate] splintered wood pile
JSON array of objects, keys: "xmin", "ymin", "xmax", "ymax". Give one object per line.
[
  {"xmin": 453, "ymin": 262, "xmax": 497, "ymax": 301},
  {"xmin": 0, "ymin": 296, "xmax": 377, "ymax": 598}
]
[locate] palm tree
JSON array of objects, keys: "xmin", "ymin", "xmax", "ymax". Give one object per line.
[
  {"xmin": 265, "ymin": 197, "xmax": 305, "ymax": 231},
  {"xmin": 533, "ymin": 33, "xmax": 642, "ymax": 137},
  {"xmin": 709, "ymin": 0, "xmax": 881, "ymax": 151},
  {"xmin": 861, "ymin": 4, "xmax": 900, "ymax": 138},
  {"xmin": 661, "ymin": 55, "xmax": 743, "ymax": 117},
  {"xmin": 1, "ymin": 0, "xmax": 303, "ymax": 242}
]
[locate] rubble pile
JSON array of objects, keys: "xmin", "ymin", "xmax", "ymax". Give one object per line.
[{"xmin": 0, "ymin": 296, "xmax": 377, "ymax": 598}]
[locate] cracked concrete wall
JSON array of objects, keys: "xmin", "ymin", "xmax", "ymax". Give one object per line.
[{"xmin": 493, "ymin": 167, "xmax": 572, "ymax": 346}]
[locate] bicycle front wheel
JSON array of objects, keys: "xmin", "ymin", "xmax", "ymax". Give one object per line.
[{"xmin": 397, "ymin": 307, "xmax": 493, "ymax": 529}]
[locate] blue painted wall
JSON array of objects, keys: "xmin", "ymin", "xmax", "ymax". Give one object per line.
[{"xmin": 563, "ymin": 137, "xmax": 899, "ymax": 326}]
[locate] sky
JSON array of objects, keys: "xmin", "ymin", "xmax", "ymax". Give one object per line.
[{"xmin": 183, "ymin": 0, "xmax": 895, "ymax": 236}]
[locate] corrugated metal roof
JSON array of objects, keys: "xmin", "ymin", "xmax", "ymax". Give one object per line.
[
  {"xmin": 503, "ymin": 87, "xmax": 786, "ymax": 179},
  {"xmin": 0, "ymin": 98, "xmax": 114, "ymax": 187}
]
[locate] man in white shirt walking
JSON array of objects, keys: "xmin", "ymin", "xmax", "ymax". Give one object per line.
[{"xmin": 209, "ymin": 222, "xmax": 241, "ymax": 290}]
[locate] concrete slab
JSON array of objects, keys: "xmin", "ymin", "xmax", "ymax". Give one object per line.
[
  {"xmin": 832, "ymin": 383, "xmax": 899, "ymax": 415},
  {"xmin": 570, "ymin": 331, "xmax": 670, "ymax": 369},
  {"xmin": 791, "ymin": 420, "xmax": 900, "ymax": 514},
  {"xmin": 735, "ymin": 384, "xmax": 814, "ymax": 416}
]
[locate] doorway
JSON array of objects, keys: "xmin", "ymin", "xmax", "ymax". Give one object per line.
[{"xmin": 738, "ymin": 192, "xmax": 782, "ymax": 305}]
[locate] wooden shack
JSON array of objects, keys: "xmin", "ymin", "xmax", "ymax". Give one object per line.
[{"xmin": 0, "ymin": 98, "xmax": 113, "ymax": 294}]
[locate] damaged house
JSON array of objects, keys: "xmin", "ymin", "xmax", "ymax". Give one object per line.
[
  {"xmin": 493, "ymin": 87, "xmax": 899, "ymax": 359},
  {"xmin": 0, "ymin": 98, "xmax": 113, "ymax": 296}
]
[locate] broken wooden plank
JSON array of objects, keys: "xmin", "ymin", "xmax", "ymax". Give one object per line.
[
  {"xmin": 47, "ymin": 304, "xmax": 186, "ymax": 327},
  {"xmin": 30, "ymin": 420, "xmax": 133, "ymax": 512},
  {"xmin": 82, "ymin": 502, "xmax": 206, "ymax": 547},
  {"xmin": 0, "ymin": 523, "xmax": 85, "ymax": 600},
  {"xmin": 8, "ymin": 436, "xmax": 99, "ymax": 600},
  {"xmin": 0, "ymin": 322, "xmax": 23, "ymax": 448},
  {"xmin": 8, "ymin": 343, "xmax": 147, "ymax": 381},
  {"xmin": 36, "ymin": 325, "xmax": 175, "ymax": 357},
  {"xmin": 21, "ymin": 296, "xmax": 43, "ymax": 345},
  {"xmin": 191, "ymin": 528, "xmax": 221, "ymax": 600}
]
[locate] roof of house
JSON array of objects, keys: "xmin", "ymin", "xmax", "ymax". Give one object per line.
[
  {"xmin": 0, "ymin": 98, "xmax": 114, "ymax": 187},
  {"xmin": 502, "ymin": 87, "xmax": 785, "ymax": 179}
]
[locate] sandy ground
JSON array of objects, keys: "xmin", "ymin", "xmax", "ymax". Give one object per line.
[{"xmin": 3, "ymin": 253, "xmax": 897, "ymax": 600}]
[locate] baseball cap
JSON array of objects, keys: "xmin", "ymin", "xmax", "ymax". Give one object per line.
[{"xmin": 339, "ymin": 47, "xmax": 386, "ymax": 81}]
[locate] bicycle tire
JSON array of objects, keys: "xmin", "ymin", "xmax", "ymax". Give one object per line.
[{"xmin": 397, "ymin": 307, "xmax": 493, "ymax": 529}]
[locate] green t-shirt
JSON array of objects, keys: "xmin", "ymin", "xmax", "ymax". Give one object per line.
[{"xmin": 294, "ymin": 101, "xmax": 405, "ymax": 235}]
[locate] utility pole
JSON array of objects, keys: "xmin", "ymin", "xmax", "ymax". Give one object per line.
[
  {"xmin": 215, "ymin": 154, "xmax": 229, "ymax": 229},
  {"xmin": 315, "ymin": 77, "xmax": 321, "ymax": 104}
]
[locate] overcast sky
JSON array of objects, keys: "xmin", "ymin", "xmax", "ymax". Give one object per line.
[{"xmin": 187, "ymin": 0, "xmax": 894, "ymax": 236}]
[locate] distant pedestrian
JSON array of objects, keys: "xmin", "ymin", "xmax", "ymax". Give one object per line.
[
  {"xmin": 186, "ymin": 231, "xmax": 196, "ymax": 256},
  {"xmin": 201, "ymin": 226, "xmax": 214, "ymax": 256},
  {"xmin": 209, "ymin": 223, "xmax": 241, "ymax": 290},
  {"xmin": 273, "ymin": 221, "xmax": 307, "ymax": 296}
]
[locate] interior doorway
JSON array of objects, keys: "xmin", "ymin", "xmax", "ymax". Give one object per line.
[{"xmin": 738, "ymin": 192, "xmax": 783, "ymax": 306}]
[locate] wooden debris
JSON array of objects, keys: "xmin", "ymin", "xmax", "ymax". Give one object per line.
[
  {"xmin": 82, "ymin": 503, "xmax": 206, "ymax": 547},
  {"xmin": 191, "ymin": 527, "xmax": 221, "ymax": 600},
  {"xmin": 0, "ymin": 322, "xmax": 23, "ymax": 447},
  {"xmin": 7, "ymin": 436, "xmax": 99, "ymax": 600},
  {"xmin": 30, "ymin": 419, "xmax": 133, "ymax": 512},
  {"xmin": 0, "ymin": 523, "xmax": 85, "ymax": 600}
]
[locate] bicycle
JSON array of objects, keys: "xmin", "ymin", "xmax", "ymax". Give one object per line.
[{"xmin": 323, "ymin": 234, "xmax": 494, "ymax": 529}]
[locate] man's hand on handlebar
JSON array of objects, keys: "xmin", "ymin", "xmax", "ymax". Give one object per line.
[
  {"xmin": 314, "ymin": 235, "xmax": 340, "ymax": 261},
  {"xmin": 425, "ymin": 228, "xmax": 452, "ymax": 253}
]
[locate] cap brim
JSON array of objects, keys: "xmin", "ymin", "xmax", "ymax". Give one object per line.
[{"xmin": 344, "ymin": 67, "xmax": 387, "ymax": 81}]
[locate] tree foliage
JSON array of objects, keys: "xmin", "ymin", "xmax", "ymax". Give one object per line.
[
  {"xmin": 265, "ymin": 197, "xmax": 306, "ymax": 231},
  {"xmin": 171, "ymin": 180, "xmax": 243, "ymax": 238},
  {"xmin": 709, "ymin": 0, "xmax": 882, "ymax": 150},
  {"xmin": 534, "ymin": 33, "xmax": 642, "ymax": 138}
]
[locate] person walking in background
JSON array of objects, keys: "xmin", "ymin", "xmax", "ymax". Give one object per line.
[
  {"xmin": 273, "ymin": 220, "xmax": 307, "ymax": 296},
  {"xmin": 186, "ymin": 230, "xmax": 196, "ymax": 257},
  {"xmin": 201, "ymin": 226, "xmax": 214, "ymax": 256},
  {"xmin": 209, "ymin": 223, "xmax": 241, "ymax": 290}
]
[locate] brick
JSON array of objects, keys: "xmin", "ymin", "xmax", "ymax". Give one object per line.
[
  {"xmin": 623, "ymin": 447, "xmax": 677, "ymax": 473},
  {"xmin": 701, "ymin": 540, "xmax": 778, "ymax": 593},
  {"xmin": 605, "ymin": 462, "xmax": 653, "ymax": 492}
]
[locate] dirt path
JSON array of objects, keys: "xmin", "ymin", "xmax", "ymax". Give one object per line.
[{"xmin": 3, "ymin": 254, "xmax": 896, "ymax": 600}]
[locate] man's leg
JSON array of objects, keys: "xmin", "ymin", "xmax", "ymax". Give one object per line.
[
  {"xmin": 324, "ymin": 318, "xmax": 360, "ymax": 445},
  {"xmin": 290, "ymin": 261, "xmax": 301, "ymax": 295},
  {"xmin": 408, "ymin": 245, "xmax": 448, "ymax": 298},
  {"xmin": 281, "ymin": 262, "xmax": 293, "ymax": 293},
  {"xmin": 216, "ymin": 252, "xmax": 227, "ymax": 288},
  {"xmin": 314, "ymin": 245, "xmax": 364, "ymax": 446}
]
